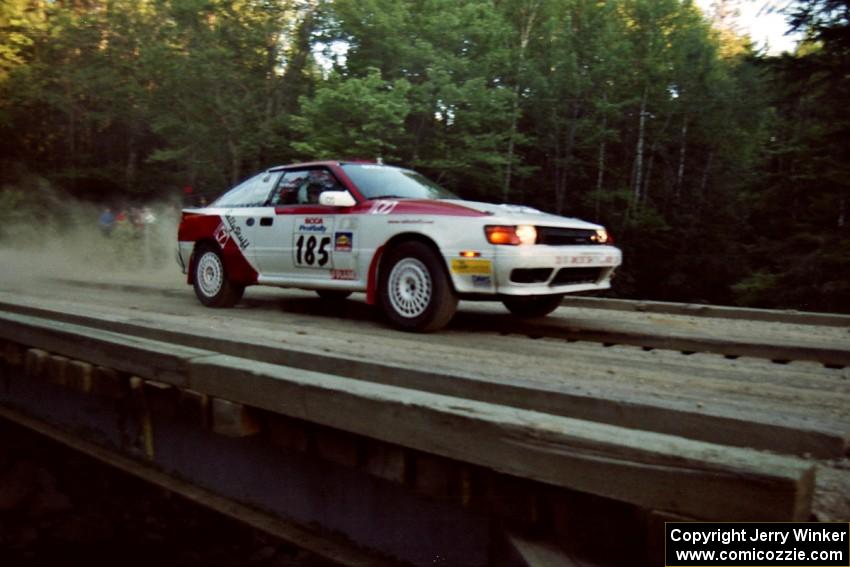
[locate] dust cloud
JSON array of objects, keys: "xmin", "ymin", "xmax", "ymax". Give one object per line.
[{"xmin": 0, "ymin": 186, "xmax": 186, "ymax": 291}]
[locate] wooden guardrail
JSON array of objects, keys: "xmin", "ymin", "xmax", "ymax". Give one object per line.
[{"xmin": 561, "ymin": 296, "xmax": 850, "ymax": 327}]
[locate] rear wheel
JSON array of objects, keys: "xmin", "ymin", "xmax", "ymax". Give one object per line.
[
  {"xmin": 316, "ymin": 289, "xmax": 352, "ymax": 301},
  {"xmin": 380, "ymin": 241, "xmax": 457, "ymax": 332},
  {"xmin": 502, "ymin": 294, "xmax": 563, "ymax": 318},
  {"xmin": 191, "ymin": 244, "xmax": 244, "ymax": 307}
]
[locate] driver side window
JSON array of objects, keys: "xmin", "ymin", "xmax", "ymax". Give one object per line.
[
  {"xmin": 214, "ymin": 171, "xmax": 281, "ymax": 207},
  {"xmin": 271, "ymin": 169, "xmax": 346, "ymax": 206}
]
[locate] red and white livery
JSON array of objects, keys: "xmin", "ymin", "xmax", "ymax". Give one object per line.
[{"xmin": 177, "ymin": 161, "xmax": 622, "ymax": 332}]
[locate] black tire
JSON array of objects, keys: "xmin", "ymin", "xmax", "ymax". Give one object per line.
[
  {"xmin": 379, "ymin": 241, "xmax": 458, "ymax": 332},
  {"xmin": 502, "ymin": 294, "xmax": 563, "ymax": 318},
  {"xmin": 191, "ymin": 243, "xmax": 245, "ymax": 307},
  {"xmin": 316, "ymin": 289, "xmax": 352, "ymax": 301}
]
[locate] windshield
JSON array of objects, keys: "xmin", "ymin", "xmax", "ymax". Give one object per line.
[{"xmin": 341, "ymin": 164, "xmax": 457, "ymax": 201}]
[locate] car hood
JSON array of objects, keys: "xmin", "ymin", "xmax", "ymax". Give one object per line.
[{"xmin": 442, "ymin": 199, "xmax": 604, "ymax": 229}]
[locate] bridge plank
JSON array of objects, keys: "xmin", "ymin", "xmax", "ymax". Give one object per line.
[
  {"xmin": 1, "ymin": 304, "xmax": 847, "ymax": 458},
  {"xmin": 190, "ymin": 354, "xmax": 815, "ymax": 522},
  {"xmin": 0, "ymin": 308, "xmax": 824, "ymax": 521}
]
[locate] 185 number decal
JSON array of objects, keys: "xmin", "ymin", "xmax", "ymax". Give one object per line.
[{"xmin": 296, "ymin": 235, "xmax": 331, "ymax": 267}]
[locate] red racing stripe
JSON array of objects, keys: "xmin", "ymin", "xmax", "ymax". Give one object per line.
[{"xmin": 180, "ymin": 212, "xmax": 258, "ymax": 286}]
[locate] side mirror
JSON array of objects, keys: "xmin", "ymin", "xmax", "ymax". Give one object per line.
[{"xmin": 319, "ymin": 191, "xmax": 356, "ymax": 207}]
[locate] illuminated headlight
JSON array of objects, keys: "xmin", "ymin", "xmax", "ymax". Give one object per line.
[
  {"xmin": 485, "ymin": 225, "xmax": 538, "ymax": 245},
  {"xmin": 515, "ymin": 225, "xmax": 537, "ymax": 245},
  {"xmin": 591, "ymin": 228, "xmax": 613, "ymax": 244}
]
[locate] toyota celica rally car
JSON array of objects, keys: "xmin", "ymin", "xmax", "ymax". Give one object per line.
[{"xmin": 177, "ymin": 161, "xmax": 622, "ymax": 332}]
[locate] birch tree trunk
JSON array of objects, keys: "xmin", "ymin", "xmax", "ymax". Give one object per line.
[
  {"xmin": 502, "ymin": 0, "xmax": 540, "ymax": 203},
  {"xmin": 503, "ymin": 85, "xmax": 521, "ymax": 202},
  {"xmin": 697, "ymin": 150, "xmax": 714, "ymax": 219},
  {"xmin": 551, "ymin": 117, "xmax": 561, "ymax": 210},
  {"xmin": 643, "ymin": 112, "xmax": 671, "ymax": 206},
  {"xmin": 643, "ymin": 150, "xmax": 655, "ymax": 206},
  {"xmin": 676, "ymin": 116, "xmax": 688, "ymax": 200},
  {"xmin": 632, "ymin": 87, "xmax": 648, "ymax": 207},
  {"xmin": 595, "ymin": 104, "xmax": 607, "ymax": 221}
]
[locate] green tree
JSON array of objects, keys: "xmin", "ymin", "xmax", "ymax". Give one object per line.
[
  {"xmin": 290, "ymin": 68, "xmax": 410, "ymax": 160},
  {"xmin": 731, "ymin": 0, "xmax": 850, "ymax": 312},
  {"xmin": 147, "ymin": 0, "xmax": 307, "ymax": 194},
  {"xmin": 321, "ymin": 0, "xmax": 514, "ymax": 194}
]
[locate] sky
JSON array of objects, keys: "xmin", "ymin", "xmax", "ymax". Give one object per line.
[{"xmin": 697, "ymin": 0, "xmax": 802, "ymax": 54}]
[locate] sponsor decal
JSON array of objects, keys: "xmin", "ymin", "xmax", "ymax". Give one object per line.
[
  {"xmin": 215, "ymin": 215, "xmax": 249, "ymax": 250},
  {"xmin": 298, "ymin": 216, "xmax": 328, "ymax": 233},
  {"xmin": 555, "ymin": 254, "xmax": 617, "ymax": 266},
  {"xmin": 331, "ymin": 269, "xmax": 356, "ymax": 280},
  {"xmin": 334, "ymin": 231, "xmax": 353, "ymax": 252},
  {"xmin": 298, "ymin": 223, "xmax": 328, "ymax": 233},
  {"xmin": 226, "ymin": 214, "xmax": 250, "ymax": 250},
  {"xmin": 214, "ymin": 223, "xmax": 230, "ymax": 247},
  {"xmin": 450, "ymin": 258, "xmax": 492, "ymax": 275},
  {"xmin": 387, "ymin": 219, "xmax": 434, "ymax": 225},
  {"xmin": 370, "ymin": 200, "xmax": 398, "ymax": 215},
  {"xmin": 294, "ymin": 217, "xmax": 334, "ymax": 267},
  {"xmin": 472, "ymin": 275, "xmax": 492, "ymax": 288}
]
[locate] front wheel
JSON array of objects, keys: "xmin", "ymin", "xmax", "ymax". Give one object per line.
[
  {"xmin": 380, "ymin": 241, "xmax": 458, "ymax": 332},
  {"xmin": 191, "ymin": 244, "xmax": 244, "ymax": 307},
  {"xmin": 502, "ymin": 294, "xmax": 563, "ymax": 318}
]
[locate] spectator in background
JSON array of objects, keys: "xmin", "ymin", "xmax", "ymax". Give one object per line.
[
  {"xmin": 130, "ymin": 206, "xmax": 143, "ymax": 231},
  {"xmin": 141, "ymin": 206, "xmax": 156, "ymax": 225},
  {"xmin": 98, "ymin": 207, "xmax": 115, "ymax": 236}
]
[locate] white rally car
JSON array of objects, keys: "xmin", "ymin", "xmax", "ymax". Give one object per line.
[{"xmin": 177, "ymin": 161, "xmax": 622, "ymax": 331}]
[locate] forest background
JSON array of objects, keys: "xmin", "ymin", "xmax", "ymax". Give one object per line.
[{"xmin": 1, "ymin": 0, "xmax": 848, "ymax": 313}]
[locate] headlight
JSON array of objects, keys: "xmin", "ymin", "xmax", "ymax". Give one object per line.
[
  {"xmin": 515, "ymin": 225, "xmax": 537, "ymax": 245},
  {"xmin": 592, "ymin": 228, "xmax": 613, "ymax": 244},
  {"xmin": 485, "ymin": 225, "xmax": 537, "ymax": 245}
]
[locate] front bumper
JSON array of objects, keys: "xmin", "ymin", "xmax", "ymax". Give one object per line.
[{"xmin": 447, "ymin": 245, "xmax": 621, "ymax": 296}]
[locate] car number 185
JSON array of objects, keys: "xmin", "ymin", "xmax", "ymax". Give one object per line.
[{"xmin": 295, "ymin": 234, "xmax": 331, "ymax": 267}]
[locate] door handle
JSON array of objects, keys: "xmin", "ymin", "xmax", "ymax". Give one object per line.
[{"xmin": 260, "ymin": 217, "xmax": 273, "ymax": 227}]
